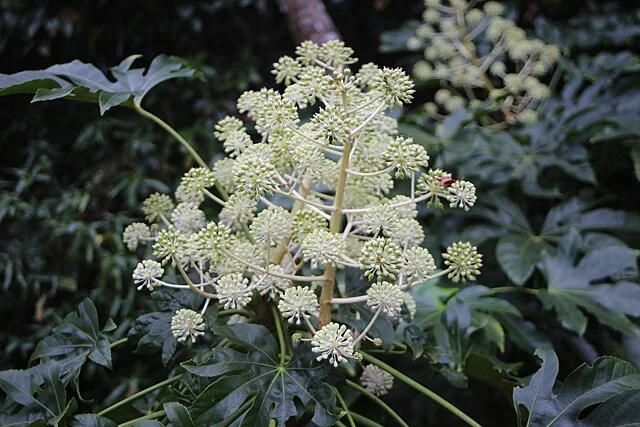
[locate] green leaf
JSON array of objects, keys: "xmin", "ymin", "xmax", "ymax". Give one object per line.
[
  {"xmin": 128, "ymin": 288, "xmax": 205, "ymax": 366},
  {"xmin": 29, "ymin": 299, "xmax": 114, "ymax": 389},
  {"xmin": 182, "ymin": 324, "xmax": 338, "ymax": 427},
  {"xmin": 70, "ymin": 414, "xmax": 117, "ymax": 427},
  {"xmin": 537, "ymin": 230, "xmax": 640, "ymax": 337},
  {"xmin": 542, "ymin": 198, "xmax": 640, "ymax": 235},
  {"xmin": 493, "ymin": 314, "xmax": 552, "ymax": 354},
  {"xmin": 0, "ymin": 360, "xmax": 70, "ymax": 426},
  {"xmin": 513, "ymin": 348, "xmax": 640, "ymax": 426},
  {"xmin": 164, "ymin": 402, "xmax": 195, "ymax": 427},
  {"xmin": 0, "ymin": 55, "xmax": 195, "ymax": 114},
  {"xmin": 496, "ymin": 235, "xmax": 546, "ymax": 285}
]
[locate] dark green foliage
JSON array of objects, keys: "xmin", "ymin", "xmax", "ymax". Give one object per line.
[
  {"xmin": 127, "ymin": 288, "xmax": 206, "ymax": 366},
  {"xmin": 30, "ymin": 299, "xmax": 115, "ymax": 389},
  {"xmin": 0, "ymin": 55, "xmax": 195, "ymax": 114},
  {"xmin": 513, "ymin": 349, "xmax": 640, "ymax": 426},
  {"xmin": 0, "ymin": 359, "xmax": 72, "ymax": 426},
  {"xmin": 182, "ymin": 324, "xmax": 338, "ymax": 427},
  {"xmin": 0, "ymin": 0, "xmax": 639, "ymax": 426}
]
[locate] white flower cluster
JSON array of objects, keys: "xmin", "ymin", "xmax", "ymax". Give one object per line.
[
  {"xmin": 411, "ymin": 0, "xmax": 560, "ymax": 124},
  {"xmin": 124, "ymin": 40, "xmax": 482, "ymax": 357}
]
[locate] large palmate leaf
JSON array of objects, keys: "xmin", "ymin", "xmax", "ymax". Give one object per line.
[
  {"xmin": 29, "ymin": 299, "xmax": 116, "ymax": 389},
  {"xmin": 467, "ymin": 196, "xmax": 640, "ymax": 286},
  {"xmin": 537, "ymin": 230, "xmax": 640, "ymax": 337},
  {"xmin": 182, "ymin": 324, "xmax": 338, "ymax": 427},
  {"xmin": 128, "ymin": 288, "xmax": 206, "ymax": 365},
  {"xmin": 513, "ymin": 348, "xmax": 640, "ymax": 426},
  {"xmin": 0, "ymin": 55, "xmax": 195, "ymax": 114},
  {"xmin": 0, "ymin": 359, "xmax": 73, "ymax": 426},
  {"xmin": 447, "ymin": 127, "xmax": 595, "ymax": 198}
]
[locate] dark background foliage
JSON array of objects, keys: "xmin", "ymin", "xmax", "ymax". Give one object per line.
[{"xmin": 1, "ymin": 0, "xmax": 639, "ymax": 425}]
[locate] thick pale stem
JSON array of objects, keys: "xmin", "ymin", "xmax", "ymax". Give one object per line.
[{"xmin": 319, "ymin": 139, "xmax": 352, "ymax": 327}]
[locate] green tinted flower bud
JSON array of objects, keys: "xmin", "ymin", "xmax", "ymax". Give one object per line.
[{"xmin": 443, "ymin": 241, "xmax": 482, "ymax": 282}]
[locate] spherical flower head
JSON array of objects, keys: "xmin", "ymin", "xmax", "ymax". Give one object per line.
[
  {"xmin": 402, "ymin": 247, "xmax": 436, "ymax": 283},
  {"xmin": 387, "ymin": 195, "xmax": 418, "ymax": 219},
  {"xmin": 292, "ymin": 142, "xmax": 324, "ymax": 179},
  {"xmin": 370, "ymin": 67, "xmax": 415, "ymax": 107},
  {"xmin": 417, "ymin": 169, "xmax": 453, "ymax": 208},
  {"xmin": 219, "ymin": 193, "xmax": 257, "ymax": 231},
  {"xmin": 311, "ymin": 322, "xmax": 355, "ymax": 367},
  {"xmin": 284, "ymin": 83, "xmax": 311, "ymax": 109},
  {"xmin": 254, "ymin": 265, "xmax": 292, "ymax": 299},
  {"xmin": 296, "ymin": 66, "xmax": 333, "ymax": 105},
  {"xmin": 291, "ymin": 210, "xmax": 328, "ymax": 243},
  {"xmin": 383, "ymin": 136, "xmax": 430, "ymax": 178},
  {"xmin": 272, "ymin": 55, "xmax": 302, "ymax": 85},
  {"xmin": 319, "ymin": 40, "xmax": 357, "ymax": 68},
  {"xmin": 360, "ymin": 205, "xmax": 399, "ymax": 236},
  {"xmin": 216, "ymin": 273, "xmax": 252, "ymax": 310},
  {"xmin": 489, "ymin": 61, "xmax": 507, "ymax": 76},
  {"xmin": 423, "ymin": 8, "xmax": 440, "ymax": 24},
  {"xmin": 123, "ymin": 222, "xmax": 150, "ymax": 251},
  {"xmin": 360, "ymin": 365, "xmax": 394, "ymax": 396},
  {"xmin": 221, "ymin": 129, "xmax": 253, "ymax": 158},
  {"xmin": 250, "ymin": 205, "xmax": 292, "ymax": 247},
  {"xmin": 413, "ymin": 61, "xmax": 433, "ymax": 80},
  {"xmin": 355, "ymin": 63, "xmax": 380, "ymax": 88},
  {"xmin": 255, "ymin": 95, "xmax": 299, "ymax": 134},
  {"xmin": 171, "ymin": 202, "xmax": 205, "ymax": 235},
  {"xmin": 278, "ymin": 286, "xmax": 319, "ymax": 325},
  {"xmin": 302, "ymin": 229, "xmax": 347, "ymax": 269},
  {"xmin": 143, "ymin": 193, "xmax": 174, "ymax": 223},
  {"xmin": 443, "ymin": 96, "xmax": 466, "ymax": 113},
  {"xmin": 176, "ymin": 167, "xmax": 216, "ymax": 204},
  {"xmin": 447, "ymin": 180, "xmax": 477, "ymax": 211},
  {"xmin": 484, "ymin": 1, "xmax": 505, "ymax": 16},
  {"xmin": 434, "ymin": 89, "xmax": 451, "ymax": 104},
  {"xmin": 194, "ymin": 221, "xmax": 232, "ymax": 264},
  {"xmin": 443, "ymin": 241, "xmax": 482, "ymax": 282},
  {"xmin": 237, "ymin": 88, "xmax": 279, "ymax": 120},
  {"xmin": 367, "ymin": 281, "xmax": 404, "ymax": 318},
  {"xmin": 465, "ymin": 8, "xmax": 485, "ymax": 25},
  {"xmin": 132, "ymin": 260, "xmax": 164, "ymax": 291},
  {"xmin": 359, "ymin": 238, "xmax": 403, "ymax": 281},
  {"xmin": 153, "ymin": 226, "xmax": 190, "ymax": 266},
  {"xmin": 212, "ymin": 158, "xmax": 236, "ymax": 194},
  {"xmin": 171, "ymin": 309, "xmax": 206, "ymax": 344},
  {"xmin": 540, "ymin": 44, "xmax": 561, "ymax": 63},
  {"xmin": 384, "ymin": 218, "xmax": 425, "ymax": 248},
  {"xmin": 214, "ymin": 116, "xmax": 243, "ymax": 139},
  {"xmin": 309, "ymin": 106, "xmax": 352, "ymax": 146},
  {"xmin": 233, "ymin": 154, "xmax": 277, "ymax": 200},
  {"xmin": 295, "ymin": 40, "xmax": 322, "ymax": 65}
]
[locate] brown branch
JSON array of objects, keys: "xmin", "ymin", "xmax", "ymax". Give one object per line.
[{"xmin": 284, "ymin": 0, "xmax": 341, "ymax": 44}]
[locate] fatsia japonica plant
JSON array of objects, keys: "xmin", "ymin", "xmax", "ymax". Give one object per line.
[
  {"xmin": 120, "ymin": 40, "xmax": 484, "ymax": 425},
  {"xmin": 405, "ymin": 0, "xmax": 560, "ymax": 127},
  {"xmin": 3, "ymin": 33, "xmax": 640, "ymax": 426}
]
